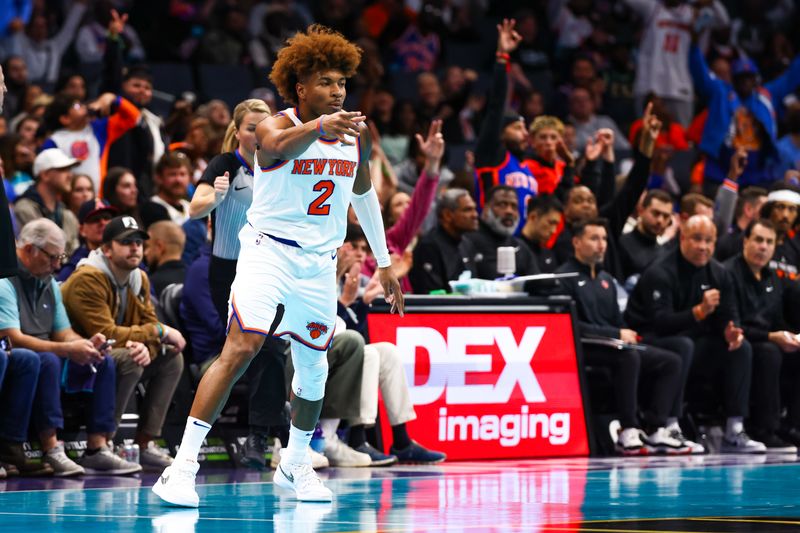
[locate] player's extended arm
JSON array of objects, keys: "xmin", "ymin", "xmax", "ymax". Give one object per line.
[
  {"xmin": 256, "ymin": 111, "xmax": 366, "ymax": 163},
  {"xmin": 350, "ymin": 125, "xmax": 405, "ymax": 316}
]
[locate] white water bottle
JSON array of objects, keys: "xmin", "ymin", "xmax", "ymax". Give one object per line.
[{"xmin": 496, "ymin": 246, "xmax": 516, "ymax": 278}]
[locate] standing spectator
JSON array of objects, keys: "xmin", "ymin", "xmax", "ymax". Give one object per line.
[
  {"xmin": 60, "ymin": 216, "xmax": 185, "ymax": 470},
  {"xmin": 1, "ymin": 56, "xmax": 29, "ymax": 120},
  {"xmin": 57, "ymin": 198, "xmax": 117, "ymax": 282},
  {"xmin": 624, "ymin": 0, "xmax": 729, "ymax": 127},
  {"xmin": 409, "ymin": 188, "xmax": 478, "ymax": 294},
  {"xmin": 568, "ymin": 87, "xmax": 631, "ymax": 153},
  {"xmin": 145, "ymin": 220, "xmax": 186, "ymax": 298},
  {"xmin": 3, "ymin": 1, "xmax": 88, "ymax": 88},
  {"xmin": 619, "ymin": 189, "xmax": 673, "ymax": 284},
  {"xmin": 689, "ymin": 42, "xmax": 800, "ymax": 190},
  {"xmin": 474, "ymin": 19, "xmax": 537, "ymax": 233},
  {"xmin": 14, "ymin": 148, "xmax": 80, "ymax": 255},
  {"xmin": 522, "ymin": 115, "xmax": 576, "ymax": 195},
  {"xmin": 556, "ymin": 218, "xmax": 690, "ymax": 455},
  {"xmin": 464, "ymin": 185, "xmax": 540, "ymax": 279},
  {"xmin": 75, "ymin": 3, "xmax": 145, "ymax": 65},
  {"xmin": 41, "ymin": 91, "xmax": 140, "ymax": 193},
  {"xmin": 519, "ymin": 195, "xmax": 563, "ymax": 273},
  {"xmin": 147, "ymin": 152, "xmax": 192, "ymax": 225},
  {"xmin": 197, "ymin": 6, "xmax": 250, "ymax": 65},
  {"xmin": 625, "ymin": 215, "xmax": 765, "ymax": 453},
  {"xmin": 725, "ymin": 219, "xmax": 800, "ymax": 451},
  {"xmin": 0, "ymin": 219, "xmax": 136, "ymax": 475}
]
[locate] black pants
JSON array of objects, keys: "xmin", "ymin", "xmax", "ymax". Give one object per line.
[
  {"xmin": 750, "ymin": 341, "xmax": 800, "ymax": 432},
  {"xmin": 644, "ymin": 336, "xmax": 694, "ymax": 418},
  {"xmin": 691, "ymin": 335, "xmax": 752, "ymax": 418},
  {"xmin": 583, "ymin": 344, "xmax": 682, "ymax": 429},
  {"xmin": 209, "ymin": 255, "xmax": 289, "ymax": 429}
]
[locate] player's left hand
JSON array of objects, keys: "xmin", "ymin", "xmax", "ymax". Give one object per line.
[{"xmin": 378, "ymin": 266, "xmax": 404, "ymax": 317}]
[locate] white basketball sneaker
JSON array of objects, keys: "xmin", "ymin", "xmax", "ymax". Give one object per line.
[
  {"xmin": 152, "ymin": 460, "xmax": 200, "ymax": 508},
  {"xmin": 274, "ymin": 461, "xmax": 333, "ymax": 502}
]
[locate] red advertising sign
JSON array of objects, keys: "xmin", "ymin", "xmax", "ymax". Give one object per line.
[{"xmin": 368, "ymin": 312, "xmax": 590, "ymax": 460}]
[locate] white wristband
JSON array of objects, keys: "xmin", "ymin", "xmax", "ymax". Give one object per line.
[{"xmin": 350, "ymin": 187, "xmax": 391, "ymax": 268}]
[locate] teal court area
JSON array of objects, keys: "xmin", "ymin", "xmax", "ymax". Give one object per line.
[{"xmin": 2, "ymin": 454, "xmax": 800, "ymax": 532}]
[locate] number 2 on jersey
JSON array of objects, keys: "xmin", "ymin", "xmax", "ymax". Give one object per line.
[{"xmin": 307, "ymin": 180, "xmax": 335, "ymax": 216}]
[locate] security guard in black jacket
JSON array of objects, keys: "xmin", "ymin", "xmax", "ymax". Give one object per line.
[
  {"xmin": 724, "ymin": 219, "xmax": 800, "ymax": 451},
  {"xmin": 556, "ymin": 218, "xmax": 692, "ymax": 455},
  {"xmin": 625, "ymin": 215, "xmax": 766, "ymax": 453}
]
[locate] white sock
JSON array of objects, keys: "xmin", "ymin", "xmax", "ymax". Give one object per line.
[
  {"xmin": 726, "ymin": 417, "xmax": 744, "ymax": 438},
  {"xmin": 282, "ymin": 424, "xmax": 314, "ymax": 464},
  {"xmin": 666, "ymin": 417, "xmax": 679, "ymax": 430},
  {"xmin": 319, "ymin": 418, "xmax": 340, "ymax": 443},
  {"xmin": 174, "ymin": 416, "xmax": 211, "ymax": 464}
]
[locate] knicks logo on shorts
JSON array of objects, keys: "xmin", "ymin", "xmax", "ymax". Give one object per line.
[{"xmin": 306, "ymin": 322, "xmax": 329, "ymax": 340}]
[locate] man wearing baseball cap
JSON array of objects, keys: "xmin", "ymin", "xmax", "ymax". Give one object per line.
[
  {"xmin": 61, "ymin": 215, "xmax": 185, "ymax": 471},
  {"xmin": 14, "ymin": 148, "xmax": 80, "ymax": 254},
  {"xmin": 57, "ymin": 199, "xmax": 118, "ymax": 282}
]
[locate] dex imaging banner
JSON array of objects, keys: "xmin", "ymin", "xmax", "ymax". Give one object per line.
[{"xmin": 368, "ymin": 312, "xmax": 590, "ymax": 460}]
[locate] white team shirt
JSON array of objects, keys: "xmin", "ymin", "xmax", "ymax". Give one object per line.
[{"xmin": 247, "ymin": 107, "xmax": 361, "ymax": 253}]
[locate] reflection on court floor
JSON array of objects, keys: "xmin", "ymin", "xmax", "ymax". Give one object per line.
[{"xmin": 1, "ymin": 454, "xmax": 799, "ymax": 532}]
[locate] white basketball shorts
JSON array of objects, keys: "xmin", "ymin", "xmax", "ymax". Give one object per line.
[{"xmin": 227, "ymin": 224, "xmax": 337, "ymax": 350}]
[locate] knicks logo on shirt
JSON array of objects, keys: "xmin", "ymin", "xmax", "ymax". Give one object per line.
[
  {"xmin": 292, "ymin": 158, "xmax": 357, "ymax": 178},
  {"xmin": 71, "ymin": 141, "xmax": 90, "ymax": 161},
  {"xmin": 306, "ymin": 321, "xmax": 329, "ymax": 340}
]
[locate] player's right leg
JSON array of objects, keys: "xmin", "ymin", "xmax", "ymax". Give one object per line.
[{"xmin": 152, "ymin": 320, "xmax": 266, "ymax": 507}]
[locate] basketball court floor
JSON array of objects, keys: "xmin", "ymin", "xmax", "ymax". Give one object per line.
[{"xmin": 1, "ymin": 454, "xmax": 799, "ymax": 532}]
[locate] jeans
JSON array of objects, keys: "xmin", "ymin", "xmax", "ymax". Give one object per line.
[{"xmin": 0, "ymin": 348, "xmax": 40, "ymax": 442}]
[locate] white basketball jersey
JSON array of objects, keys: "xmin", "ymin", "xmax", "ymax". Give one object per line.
[
  {"xmin": 631, "ymin": 0, "xmax": 694, "ymax": 102},
  {"xmin": 247, "ymin": 108, "xmax": 361, "ymax": 253}
]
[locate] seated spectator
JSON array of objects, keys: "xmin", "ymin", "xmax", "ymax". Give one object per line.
[
  {"xmin": 760, "ymin": 184, "xmax": 800, "ymax": 281},
  {"xmin": 102, "ymin": 166, "xmax": 141, "ymax": 226},
  {"xmin": 145, "ymin": 220, "xmax": 186, "ymax": 298},
  {"xmin": 619, "ymin": 189, "xmax": 673, "ymax": 286},
  {"xmin": 14, "ymin": 148, "xmax": 80, "ymax": 254},
  {"xmin": 522, "ymin": 115, "xmax": 576, "ymax": 196},
  {"xmin": 625, "ymin": 215, "xmax": 765, "ymax": 453},
  {"xmin": 147, "ymin": 152, "xmax": 192, "ymax": 225},
  {"xmin": 66, "ymin": 173, "xmax": 95, "ymax": 219},
  {"xmin": 61, "ymin": 216, "xmax": 185, "ymax": 470},
  {"xmin": 0, "ymin": 218, "xmax": 135, "ymax": 475},
  {"xmin": 556, "ymin": 218, "xmax": 691, "ymax": 455},
  {"xmin": 336, "ymin": 233, "xmax": 446, "ymax": 465},
  {"xmin": 568, "ymin": 87, "xmax": 631, "ymax": 153},
  {"xmin": 520, "ymin": 195, "xmax": 563, "ymax": 273},
  {"xmin": 464, "ymin": 185, "xmax": 540, "ymax": 279},
  {"xmin": 41, "ymin": 92, "xmax": 140, "ymax": 193},
  {"xmin": 715, "ymin": 186, "xmax": 768, "ymax": 262},
  {"xmin": 58, "ymin": 199, "xmax": 117, "ymax": 282},
  {"xmin": 409, "ymin": 188, "xmax": 478, "ymax": 294},
  {"xmin": 725, "ymin": 219, "xmax": 800, "ymax": 451},
  {"xmin": 0, "ymin": 133, "xmax": 35, "ymax": 202}
]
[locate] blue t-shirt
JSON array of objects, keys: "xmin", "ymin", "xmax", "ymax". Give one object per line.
[
  {"xmin": 0, "ymin": 278, "xmax": 71, "ymax": 333},
  {"xmin": 776, "ymin": 135, "xmax": 800, "ymax": 176}
]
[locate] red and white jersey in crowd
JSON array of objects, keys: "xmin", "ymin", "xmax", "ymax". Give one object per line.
[{"xmin": 247, "ymin": 107, "xmax": 361, "ymax": 253}]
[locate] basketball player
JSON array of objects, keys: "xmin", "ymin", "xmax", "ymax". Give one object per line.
[{"xmin": 153, "ymin": 25, "xmax": 404, "ymax": 506}]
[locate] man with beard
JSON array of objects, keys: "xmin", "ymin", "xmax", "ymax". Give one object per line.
[
  {"xmin": 464, "ymin": 185, "xmax": 539, "ymax": 280},
  {"xmin": 625, "ymin": 215, "xmax": 765, "ymax": 453},
  {"xmin": 473, "ymin": 20, "xmax": 539, "ymax": 234},
  {"xmin": 760, "ymin": 184, "xmax": 800, "ymax": 282},
  {"xmin": 619, "ymin": 189, "xmax": 673, "ymax": 284},
  {"xmin": 724, "ymin": 219, "xmax": 800, "ymax": 451}
]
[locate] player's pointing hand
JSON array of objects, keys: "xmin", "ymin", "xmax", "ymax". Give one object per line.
[{"xmin": 318, "ymin": 111, "xmax": 366, "ymax": 145}]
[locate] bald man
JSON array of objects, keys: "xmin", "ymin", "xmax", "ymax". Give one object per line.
[
  {"xmin": 145, "ymin": 220, "xmax": 187, "ymax": 298},
  {"xmin": 625, "ymin": 215, "xmax": 766, "ymax": 453}
]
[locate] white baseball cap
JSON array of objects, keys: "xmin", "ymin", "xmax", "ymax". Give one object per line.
[{"xmin": 33, "ymin": 148, "xmax": 79, "ymax": 177}]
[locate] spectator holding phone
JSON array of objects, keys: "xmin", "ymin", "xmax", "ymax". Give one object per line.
[
  {"xmin": 0, "ymin": 219, "xmax": 132, "ymax": 476},
  {"xmin": 61, "ymin": 215, "xmax": 185, "ymax": 471}
]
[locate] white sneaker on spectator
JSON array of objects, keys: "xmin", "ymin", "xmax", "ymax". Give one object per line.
[
  {"xmin": 274, "ymin": 461, "xmax": 332, "ymax": 502},
  {"xmin": 720, "ymin": 431, "xmax": 767, "ymax": 454},
  {"xmin": 615, "ymin": 428, "xmax": 648, "ymax": 456},
  {"xmin": 141, "ymin": 441, "xmax": 175, "ymax": 470},
  {"xmin": 44, "ymin": 444, "xmax": 85, "ymax": 477},
  {"xmin": 79, "ymin": 445, "xmax": 142, "ymax": 475},
  {"xmin": 667, "ymin": 425, "xmax": 705, "ymax": 454},
  {"xmin": 643, "ymin": 427, "xmax": 691, "ymax": 455},
  {"xmin": 152, "ymin": 459, "xmax": 200, "ymax": 508},
  {"xmin": 322, "ymin": 436, "xmax": 371, "ymax": 467},
  {"xmin": 269, "ymin": 441, "xmax": 330, "ymax": 470}
]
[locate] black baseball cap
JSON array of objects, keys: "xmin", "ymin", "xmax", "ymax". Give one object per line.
[
  {"xmin": 102, "ymin": 215, "xmax": 149, "ymax": 244},
  {"xmin": 78, "ymin": 199, "xmax": 118, "ymax": 224}
]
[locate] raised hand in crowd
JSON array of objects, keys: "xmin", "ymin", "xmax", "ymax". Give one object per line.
[
  {"xmin": 637, "ymin": 102, "xmax": 662, "ymax": 158},
  {"xmin": 108, "ymin": 9, "xmax": 128, "ymax": 38},
  {"xmin": 496, "ymin": 18, "xmax": 522, "ymax": 55},
  {"xmin": 727, "ymin": 148, "xmax": 747, "ymax": 182},
  {"xmin": 557, "ymin": 136, "xmax": 576, "ymax": 166},
  {"xmin": 596, "ymin": 128, "xmax": 615, "ymax": 163},
  {"xmin": 416, "ymin": 119, "xmax": 445, "ymax": 175},
  {"xmin": 88, "ymin": 92, "xmax": 119, "ymax": 117}
]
